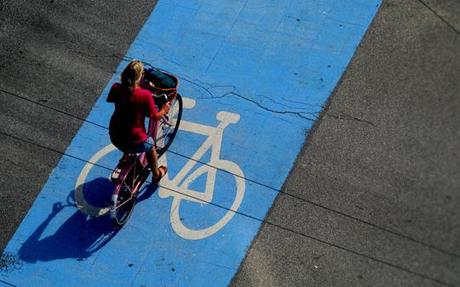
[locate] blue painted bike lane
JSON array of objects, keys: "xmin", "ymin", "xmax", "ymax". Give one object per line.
[{"xmin": 1, "ymin": 1, "xmax": 381, "ymax": 286}]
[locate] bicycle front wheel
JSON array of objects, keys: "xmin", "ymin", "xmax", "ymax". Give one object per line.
[{"xmin": 156, "ymin": 94, "xmax": 183, "ymax": 156}]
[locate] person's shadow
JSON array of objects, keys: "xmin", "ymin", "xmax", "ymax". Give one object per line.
[{"xmin": 18, "ymin": 177, "xmax": 158, "ymax": 263}]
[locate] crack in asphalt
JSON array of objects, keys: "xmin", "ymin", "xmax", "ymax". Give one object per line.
[
  {"xmin": 178, "ymin": 74, "xmax": 319, "ymax": 121},
  {"xmin": 200, "ymin": 90, "xmax": 318, "ymax": 121},
  {"xmin": 0, "ymin": 279, "xmax": 16, "ymax": 287},
  {"xmin": 326, "ymin": 112, "xmax": 376, "ymax": 127},
  {"xmin": 66, "ymin": 48, "xmax": 120, "ymax": 59},
  {"xmin": 417, "ymin": 0, "xmax": 460, "ymax": 35}
]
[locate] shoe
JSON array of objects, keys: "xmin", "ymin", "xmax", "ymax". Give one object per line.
[{"xmin": 152, "ymin": 166, "xmax": 168, "ymax": 183}]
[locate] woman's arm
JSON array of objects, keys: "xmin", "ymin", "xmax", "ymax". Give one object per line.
[
  {"xmin": 145, "ymin": 90, "xmax": 170, "ymax": 120},
  {"xmin": 106, "ymin": 83, "xmax": 121, "ymax": 103},
  {"xmin": 151, "ymin": 102, "xmax": 170, "ymax": 120}
]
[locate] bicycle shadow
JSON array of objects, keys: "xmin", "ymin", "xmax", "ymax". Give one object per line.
[{"xmin": 18, "ymin": 177, "xmax": 158, "ymax": 263}]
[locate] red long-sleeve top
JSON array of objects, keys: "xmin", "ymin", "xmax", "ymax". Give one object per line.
[{"xmin": 107, "ymin": 83, "xmax": 158, "ymax": 148}]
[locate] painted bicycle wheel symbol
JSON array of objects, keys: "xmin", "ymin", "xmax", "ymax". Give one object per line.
[{"xmin": 75, "ymin": 98, "xmax": 245, "ymax": 240}]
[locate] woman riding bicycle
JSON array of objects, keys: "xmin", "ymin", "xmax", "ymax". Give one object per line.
[{"xmin": 107, "ymin": 60, "xmax": 169, "ymax": 181}]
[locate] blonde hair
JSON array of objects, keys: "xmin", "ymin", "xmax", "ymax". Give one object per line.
[{"xmin": 121, "ymin": 60, "xmax": 144, "ymax": 89}]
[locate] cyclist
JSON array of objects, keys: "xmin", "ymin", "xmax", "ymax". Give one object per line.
[{"xmin": 107, "ymin": 60, "xmax": 169, "ymax": 182}]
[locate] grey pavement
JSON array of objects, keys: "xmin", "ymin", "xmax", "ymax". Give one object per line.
[
  {"xmin": 232, "ymin": 0, "xmax": 460, "ymax": 286},
  {"xmin": 1, "ymin": 0, "xmax": 459, "ymax": 286}
]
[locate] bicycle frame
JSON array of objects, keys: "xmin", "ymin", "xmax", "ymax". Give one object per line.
[{"xmin": 110, "ymin": 111, "xmax": 165, "ymax": 202}]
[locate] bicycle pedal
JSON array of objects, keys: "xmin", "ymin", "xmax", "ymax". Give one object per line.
[{"xmin": 111, "ymin": 168, "xmax": 122, "ymax": 182}]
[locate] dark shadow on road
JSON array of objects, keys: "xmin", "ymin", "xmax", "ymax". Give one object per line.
[{"xmin": 18, "ymin": 177, "xmax": 158, "ymax": 263}]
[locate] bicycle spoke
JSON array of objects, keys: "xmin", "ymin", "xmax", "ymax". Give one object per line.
[{"xmin": 113, "ymin": 196, "xmax": 134, "ymax": 211}]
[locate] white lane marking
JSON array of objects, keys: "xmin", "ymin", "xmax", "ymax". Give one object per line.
[{"xmin": 75, "ymin": 144, "xmax": 116, "ymax": 217}]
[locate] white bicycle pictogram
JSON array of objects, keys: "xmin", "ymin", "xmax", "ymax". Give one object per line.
[{"xmin": 75, "ymin": 97, "xmax": 246, "ymax": 240}]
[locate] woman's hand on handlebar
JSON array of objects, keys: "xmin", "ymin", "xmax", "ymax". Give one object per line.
[
  {"xmin": 161, "ymin": 101, "xmax": 171, "ymax": 114},
  {"xmin": 152, "ymin": 101, "xmax": 170, "ymax": 120}
]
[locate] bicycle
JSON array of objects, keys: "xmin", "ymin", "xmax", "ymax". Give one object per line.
[
  {"xmin": 75, "ymin": 87, "xmax": 246, "ymax": 238},
  {"xmin": 109, "ymin": 64, "xmax": 183, "ymax": 228}
]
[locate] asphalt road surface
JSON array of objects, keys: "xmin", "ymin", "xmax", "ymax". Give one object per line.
[
  {"xmin": 0, "ymin": 0, "xmax": 158, "ymax": 252},
  {"xmin": 232, "ymin": 0, "xmax": 460, "ymax": 286},
  {"xmin": 1, "ymin": 0, "xmax": 459, "ymax": 286}
]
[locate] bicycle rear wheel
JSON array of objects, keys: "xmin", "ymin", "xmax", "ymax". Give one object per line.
[
  {"xmin": 156, "ymin": 94, "xmax": 183, "ymax": 156},
  {"xmin": 111, "ymin": 165, "xmax": 149, "ymax": 228},
  {"xmin": 111, "ymin": 183, "xmax": 136, "ymax": 228}
]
